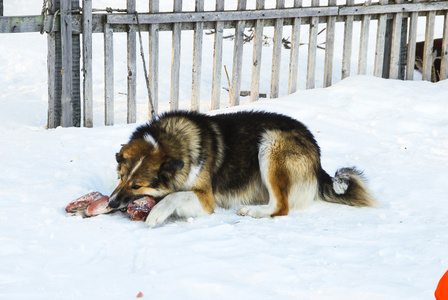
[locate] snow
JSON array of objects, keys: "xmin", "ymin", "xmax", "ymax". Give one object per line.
[{"xmin": 1, "ymin": 1, "xmax": 448, "ymax": 299}]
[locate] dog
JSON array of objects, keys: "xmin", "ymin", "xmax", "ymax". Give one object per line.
[{"xmin": 108, "ymin": 110, "xmax": 375, "ymax": 227}]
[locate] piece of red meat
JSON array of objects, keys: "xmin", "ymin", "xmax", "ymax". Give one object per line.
[
  {"xmin": 85, "ymin": 195, "xmax": 112, "ymax": 216},
  {"xmin": 127, "ymin": 196, "xmax": 156, "ymax": 221},
  {"xmin": 65, "ymin": 191, "xmax": 103, "ymax": 213}
]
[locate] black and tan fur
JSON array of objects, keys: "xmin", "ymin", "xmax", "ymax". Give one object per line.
[{"xmin": 108, "ymin": 111, "xmax": 375, "ymax": 227}]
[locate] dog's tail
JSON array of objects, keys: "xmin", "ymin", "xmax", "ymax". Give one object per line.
[{"xmin": 317, "ymin": 167, "xmax": 376, "ymax": 207}]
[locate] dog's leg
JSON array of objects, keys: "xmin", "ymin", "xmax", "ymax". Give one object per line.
[
  {"xmin": 238, "ymin": 131, "xmax": 291, "ymax": 218},
  {"xmin": 237, "ymin": 165, "xmax": 290, "ymax": 218},
  {"xmin": 145, "ymin": 190, "xmax": 213, "ymax": 227}
]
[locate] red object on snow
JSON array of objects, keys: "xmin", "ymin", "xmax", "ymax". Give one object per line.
[
  {"xmin": 136, "ymin": 291, "xmax": 144, "ymax": 298},
  {"xmin": 65, "ymin": 192, "xmax": 112, "ymax": 216},
  {"xmin": 127, "ymin": 196, "xmax": 156, "ymax": 221},
  {"xmin": 435, "ymin": 270, "xmax": 448, "ymax": 300},
  {"xmin": 85, "ymin": 195, "xmax": 112, "ymax": 216},
  {"xmin": 65, "ymin": 191, "xmax": 103, "ymax": 213}
]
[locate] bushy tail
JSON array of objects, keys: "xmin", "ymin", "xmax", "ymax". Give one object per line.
[{"xmin": 318, "ymin": 167, "xmax": 376, "ymax": 207}]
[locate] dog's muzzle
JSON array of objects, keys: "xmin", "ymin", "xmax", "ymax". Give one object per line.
[{"xmin": 108, "ymin": 199, "xmax": 120, "ymax": 209}]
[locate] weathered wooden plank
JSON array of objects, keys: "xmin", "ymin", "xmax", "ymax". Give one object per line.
[
  {"xmin": 398, "ymin": 18, "xmax": 407, "ymax": 80},
  {"xmin": 82, "ymin": 0, "xmax": 93, "ymax": 127},
  {"xmin": 324, "ymin": 0, "xmax": 337, "ymax": 87},
  {"xmin": 107, "ymin": 7, "xmax": 338, "ymax": 25},
  {"xmin": 191, "ymin": 0, "xmax": 204, "ymax": 111},
  {"xmin": 71, "ymin": 0, "xmax": 82, "ymax": 127},
  {"xmin": 127, "ymin": 0, "xmax": 136, "ymax": 123},
  {"xmin": 171, "ymin": 0, "xmax": 182, "ymax": 111},
  {"xmin": 149, "ymin": 0, "xmax": 159, "ymax": 118},
  {"xmin": 358, "ymin": 0, "xmax": 372, "ymax": 75},
  {"xmin": 104, "ymin": 22, "xmax": 114, "ymax": 126},
  {"xmin": 288, "ymin": 0, "xmax": 302, "ymax": 94},
  {"xmin": 306, "ymin": 0, "xmax": 319, "ymax": 89},
  {"xmin": 374, "ymin": 0, "xmax": 389, "ymax": 77},
  {"xmin": 47, "ymin": 0, "xmax": 61, "ymax": 129},
  {"xmin": 61, "ymin": 0, "xmax": 73, "ymax": 127},
  {"xmin": 441, "ymin": 11, "xmax": 448, "ymax": 80},
  {"xmin": 406, "ymin": 0, "xmax": 419, "ymax": 80},
  {"xmin": 250, "ymin": 0, "xmax": 265, "ymax": 102},
  {"xmin": 270, "ymin": 0, "xmax": 285, "ymax": 99},
  {"xmin": 230, "ymin": 0, "xmax": 247, "ymax": 107},
  {"xmin": 0, "ymin": 15, "xmax": 46, "ymax": 33},
  {"xmin": 389, "ymin": 0, "xmax": 404, "ymax": 79},
  {"xmin": 107, "ymin": 2, "xmax": 448, "ymax": 25},
  {"xmin": 422, "ymin": 10, "xmax": 435, "ymax": 81},
  {"xmin": 340, "ymin": 1, "xmax": 448, "ymax": 15},
  {"xmin": 47, "ymin": 31, "xmax": 59, "ymax": 128},
  {"xmin": 342, "ymin": 0, "xmax": 354, "ymax": 79},
  {"xmin": 211, "ymin": 1, "xmax": 224, "ymax": 110}
]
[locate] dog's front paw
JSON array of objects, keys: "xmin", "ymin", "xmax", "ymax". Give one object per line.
[
  {"xmin": 145, "ymin": 200, "xmax": 174, "ymax": 227},
  {"xmin": 238, "ymin": 205, "xmax": 272, "ymax": 218}
]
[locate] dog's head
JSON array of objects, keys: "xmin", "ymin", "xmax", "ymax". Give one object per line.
[{"xmin": 108, "ymin": 137, "xmax": 185, "ymax": 210}]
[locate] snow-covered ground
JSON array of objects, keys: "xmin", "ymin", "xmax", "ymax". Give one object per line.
[{"xmin": 1, "ymin": 1, "xmax": 448, "ymax": 299}]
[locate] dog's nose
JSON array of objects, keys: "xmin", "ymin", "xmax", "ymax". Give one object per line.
[{"xmin": 108, "ymin": 200, "xmax": 119, "ymax": 209}]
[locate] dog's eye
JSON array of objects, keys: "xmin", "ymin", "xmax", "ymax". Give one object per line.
[{"xmin": 131, "ymin": 184, "xmax": 142, "ymax": 190}]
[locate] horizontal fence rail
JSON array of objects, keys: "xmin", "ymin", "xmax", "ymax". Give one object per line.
[{"xmin": 0, "ymin": 0, "xmax": 447, "ymax": 128}]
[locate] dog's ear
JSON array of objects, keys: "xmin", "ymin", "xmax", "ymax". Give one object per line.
[
  {"xmin": 162, "ymin": 159, "xmax": 184, "ymax": 172},
  {"xmin": 159, "ymin": 159, "xmax": 184, "ymax": 182},
  {"xmin": 116, "ymin": 153, "xmax": 125, "ymax": 164}
]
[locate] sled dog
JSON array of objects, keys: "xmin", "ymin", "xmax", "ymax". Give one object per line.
[{"xmin": 108, "ymin": 111, "xmax": 375, "ymax": 227}]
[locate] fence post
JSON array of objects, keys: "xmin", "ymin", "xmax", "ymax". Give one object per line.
[
  {"xmin": 82, "ymin": 0, "xmax": 93, "ymax": 127},
  {"xmin": 191, "ymin": 0, "xmax": 204, "ymax": 111},
  {"xmin": 230, "ymin": 0, "xmax": 247, "ymax": 106},
  {"xmin": 71, "ymin": 0, "xmax": 81, "ymax": 126},
  {"xmin": 251, "ymin": 0, "xmax": 265, "ymax": 101},
  {"xmin": 47, "ymin": 0, "xmax": 81, "ymax": 128},
  {"xmin": 270, "ymin": 0, "xmax": 285, "ymax": 98},
  {"xmin": 171, "ymin": 0, "xmax": 182, "ymax": 111},
  {"xmin": 210, "ymin": 1, "xmax": 224, "ymax": 110},
  {"xmin": 149, "ymin": 0, "xmax": 159, "ymax": 118},
  {"xmin": 47, "ymin": 0, "xmax": 62, "ymax": 128},
  {"xmin": 127, "ymin": 0, "xmax": 137, "ymax": 123}
]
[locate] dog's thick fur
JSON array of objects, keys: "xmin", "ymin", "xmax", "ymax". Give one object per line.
[{"xmin": 108, "ymin": 111, "xmax": 375, "ymax": 227}]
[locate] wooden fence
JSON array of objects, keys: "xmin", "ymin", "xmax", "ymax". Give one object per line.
[{"xmin": 1, "ymin": 0, "xmax": 447, "ymax": 128}]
